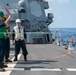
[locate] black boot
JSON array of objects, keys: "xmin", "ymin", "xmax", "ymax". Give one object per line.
[
  {"xmin": 13, "ymin": 55, "xmax": 18, "ymax": 61},
  {"xmin": 5, "ymin": 58, "xmax": 12, "ymax": 63},
  {"xmin": 0, "ymin": 67, "xmax": 5, "ymax": 72},
  {"xmin": 24, "ymin": 55, "xmax": 27, "ymax": 61},
  {"xmin": 0, "ymin": 63, "xmax": 8, "ymax": 68}
]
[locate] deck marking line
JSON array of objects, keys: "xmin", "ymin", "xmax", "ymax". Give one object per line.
[
  {"xmin": 0, "ymin": 54, "xmax": 22, "ymax": 74},
  {"xmin": 67, "ymin": 68, "xmax": 76, "ymax": 71},
  {"xmin": 41, "ymin": 50, "xmax": 71, "ymax": 60},
  {"xmin": 9, "ymin": 54, "xmax": 14, "ymax": 55},
  {"xmin": 31, "ymin": 68, "xmax": 62, "ymax": 71},
  {"xmin": 10, "ymin": 53, "xmax": 22, "ymax": 56},
  {"xmin": 4, "ymin": 68, "xmax": 24, "ymax": 71}
]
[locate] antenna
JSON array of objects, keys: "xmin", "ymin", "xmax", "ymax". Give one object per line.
[{"xmin": 6, "ymin": 3, "xmax": 16, "ymax": 13}]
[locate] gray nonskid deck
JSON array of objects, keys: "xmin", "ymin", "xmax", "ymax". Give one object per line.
[{"xmin": 0, "ymin": 44, "xmax": 76, "ymax": 75}]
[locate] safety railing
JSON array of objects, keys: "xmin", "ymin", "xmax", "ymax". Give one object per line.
[
  {"xmin": 0, "ymin": 31, "xmax": 52, "ymax": 44},
  {"xmin": 51, "ymin": 30, "xmax": 76, "ymax": 50}
]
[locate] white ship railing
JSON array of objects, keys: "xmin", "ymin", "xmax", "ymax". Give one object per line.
[{"xmin": 51, "ymin": 30, "xmax": 76, "ymax": 50}]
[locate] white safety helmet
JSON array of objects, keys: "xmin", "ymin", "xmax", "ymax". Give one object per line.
[{"xmin": 15, "ymin": 19, "xmax": 21, "ymax": 23}]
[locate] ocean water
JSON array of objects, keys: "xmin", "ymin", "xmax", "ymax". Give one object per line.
[
  {"xmin": 51, "ymin": 28, "xmax": 76, "ymax": 33},
  {"xmin": 50, "ymin": 28, "xmax": 76, "ymax": 42}
]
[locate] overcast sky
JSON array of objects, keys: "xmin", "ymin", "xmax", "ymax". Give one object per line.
[{"xmin": 46, "ymin": 0, "xmax": 76, "ymax": 28}]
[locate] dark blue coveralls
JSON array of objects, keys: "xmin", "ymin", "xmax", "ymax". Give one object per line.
[
  {"xmin": 0, "ymin": 22, "xmax": 6, "ymax": 64},
  {"xmin": 5, "ymin": 37, "xmax": 10, "ymax": 59},
  {"xmin": 12, "ymin": 27, "xmax": 28, "ymax": 60}
]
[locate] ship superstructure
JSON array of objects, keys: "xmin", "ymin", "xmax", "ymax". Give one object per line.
[{"xmin": 0, "ymin": 0, "xmax": 53, "ymax": 43}]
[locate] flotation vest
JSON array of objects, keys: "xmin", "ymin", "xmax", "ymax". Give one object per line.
[
  {"xmin": 70, "ymin": 38, "xmax": 74, "ymax": 43},
  {"xmin": 0, "ymin": 26, "xmax": 8, "ymax": 39},
  {"xmin": 14, "ymin": 26, "xmax": 24, "ymax": 41}
]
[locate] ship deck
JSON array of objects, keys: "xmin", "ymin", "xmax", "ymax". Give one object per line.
[{"xmin": 0, "ymin": 44, "xmax": 76, "ymax": 75}]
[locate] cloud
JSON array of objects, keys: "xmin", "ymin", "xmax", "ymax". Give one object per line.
[
  {"xmin": 58, "ymin": 16, "xmax": 63, "ymax": 19},
  {"xmin": 49, "ymin": 0, "xmax": 56, "ymax": 2},
  {"xmin": 48, "ymin": 0, "xmax": 69, "ymax": 3},
  {"xmin": 58, "ymin": 0, "xmax": 69, "ymax": 3}
]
